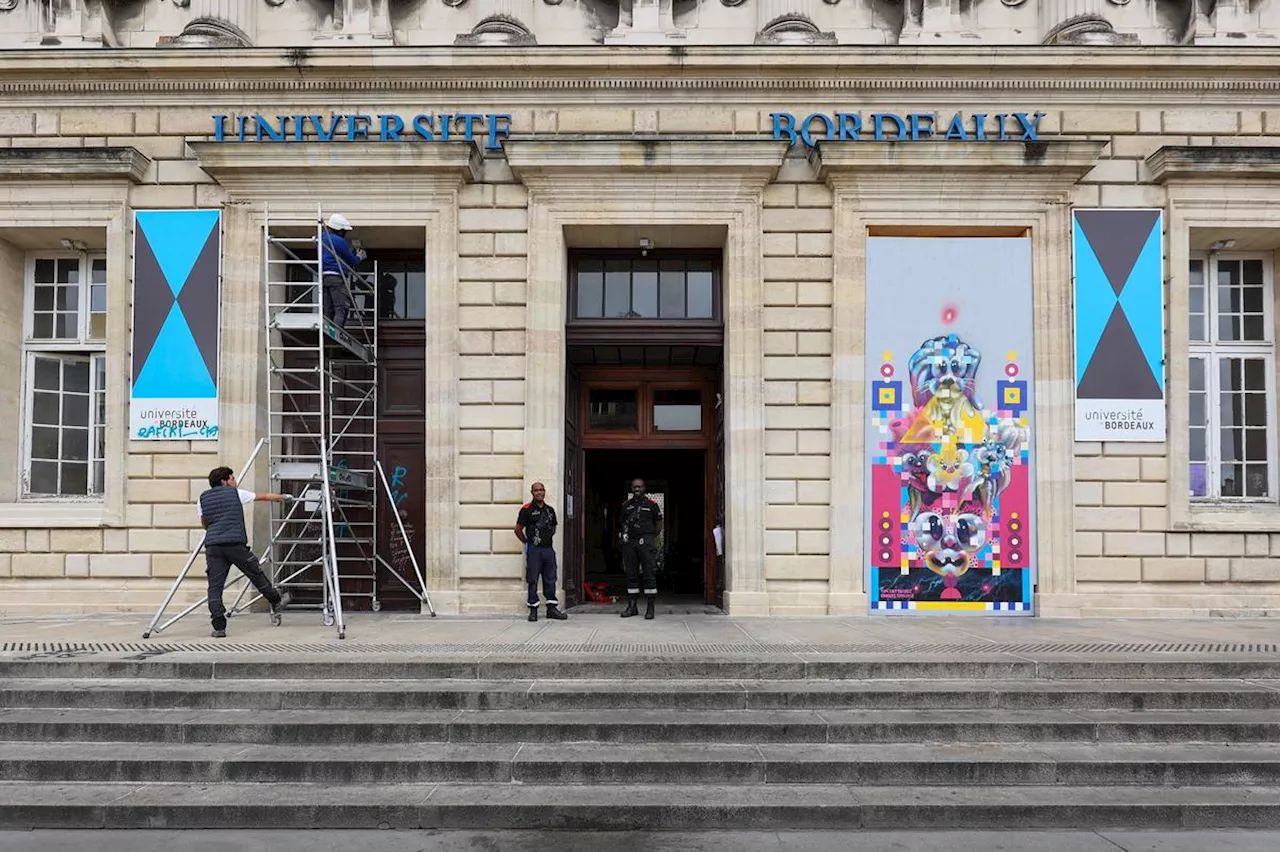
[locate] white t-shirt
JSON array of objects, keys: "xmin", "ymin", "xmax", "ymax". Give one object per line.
[{"xmin": 196, "ymin": 488, "xmax": 256, "ymax": 520}]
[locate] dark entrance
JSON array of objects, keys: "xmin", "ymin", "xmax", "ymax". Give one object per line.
[
  {"xmin": 370, "ymin": 247, "xmax": 427, "ymax": 612},
  {"xmin": 583, "ymin": 448, "xmax": 707, "ymax": 603},
  {"xmin": 562, "ymin": 244, "xmax": 726, "ymax": 611}
]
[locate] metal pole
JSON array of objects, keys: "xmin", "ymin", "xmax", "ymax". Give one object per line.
[{"xmin": 375, "ymin": 460, "xmax": 435, "ymax": 616}]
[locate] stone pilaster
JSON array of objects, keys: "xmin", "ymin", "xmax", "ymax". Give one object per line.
[{"xmin": 822, "ymin": 141, "xmax": 1104, "ymax": 616}]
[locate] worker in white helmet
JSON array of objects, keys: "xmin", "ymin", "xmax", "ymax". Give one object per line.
[{"xmin": 320, "ymin": 213, "xmax": 366, "ymax": 328}]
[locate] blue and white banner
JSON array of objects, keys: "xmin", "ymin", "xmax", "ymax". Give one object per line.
[
  {"xmin": 130, "ymin": 210, "xmax": 221, "ymax": 441},
  {"xmin": 1073, "ymin": 209, "xmax": 1166, "ymax": 442}
]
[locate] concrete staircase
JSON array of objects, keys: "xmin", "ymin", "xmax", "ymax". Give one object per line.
[{"xmin": 1, "ymin": 653, "xmax": 1280, "ymax": 829}]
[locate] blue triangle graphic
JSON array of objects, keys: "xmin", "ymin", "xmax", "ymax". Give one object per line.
[
  {"xmin": 136, "ymin": 210, "xmax": 220, "ymax": 298},
  {"xmin": 1074, "ymin": 220, "xmax": 1119, "ymax": 385},
  {"xmin": 1117, "ymin": 223, "xmax": 1165, "ymax": 391},
  {"xmin": 132, "ymin": 303, "xmax": 217, "ymax": 399}
]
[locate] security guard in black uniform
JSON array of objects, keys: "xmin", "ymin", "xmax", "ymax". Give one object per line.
[{"xmin": 620, "ymin": 478, "xmax": 662, "ymax": 620}]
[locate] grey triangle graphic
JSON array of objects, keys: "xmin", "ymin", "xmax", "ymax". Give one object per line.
[
  {"xmin": 1078, "ymin": 305, "xmax": 1162, "ymax": 400},
  {"xmin": 175, "ymin": 228, "xmax": 221, "ymax": 384},
  {"xmin": 1075, "ymin": 210, "xmax": 1160, "ymax": 298},
  {"xmin": 132, "ymin": 232, "xmax": 177, "ymax": 383}
]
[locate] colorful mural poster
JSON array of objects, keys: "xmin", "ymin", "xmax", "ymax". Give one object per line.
[
  {"xmin": 130, "ymin": 210, "xmax": 222, "ymax": 441},
  {"xmin": 865, "ymin": 237, "xmax": 1035, "ymax": 614},
  {"xmin": 1072, "ymin": 209, "xmax": 1165, "ymax": 442}
]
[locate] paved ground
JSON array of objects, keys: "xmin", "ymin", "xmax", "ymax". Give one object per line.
[
  {"xmin": 4, "ymin": 830, "xmax": 1280, "ymax": 851},
  {"xmin": 2, "ymin": 607, "xmax": 1278, "ymax": 654}
]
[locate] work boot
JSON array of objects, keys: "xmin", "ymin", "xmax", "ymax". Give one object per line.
[
  {"xmin": 211, "ymin": 629, "xmax": 227, "ymax": 638},
  {"xmin": 645, "ymin": 596, "xmax": 656, "ymax": 620},
  {"xmin": 269, "ymin": 590, "xmax": 291, "ymax": 627},
  {"xmin": 620, "ymin": 596, "xmax": 640, "ymax": 618},
  {"xmin": 527, "ymin": 607, "xmax": 538, "ymax": 622},
  {"xmin": 546, "ymin": 604, "xmax": 568, "ymax": 621}
]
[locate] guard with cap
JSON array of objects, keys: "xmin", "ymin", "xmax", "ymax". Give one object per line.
[
  {"xmin": 620, "ymin": 478, "xmax": 662, "ymax": 620},
  {"xmin": 515, "ymin": 482, "xmax": 567, "ymax": 622},
  {"xmin": 197, "ymin": 465, "xmax": 294, "ymax": 638},
  {"xmin": 320, "ymin": 213, "xmax": 366, "ymax": 328}
]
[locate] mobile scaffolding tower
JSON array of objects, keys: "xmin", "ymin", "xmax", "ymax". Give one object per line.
[{"xmin": 142, "ymin": 205, "xmax": 434, "ymax": 641}]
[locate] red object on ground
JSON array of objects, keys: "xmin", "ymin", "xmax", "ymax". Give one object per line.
[{"xmin": 583, "ymin": 582, "xmax": 616, "ymax": 603}]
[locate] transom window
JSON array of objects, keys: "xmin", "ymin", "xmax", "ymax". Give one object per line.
[
  {"xmin": 22, "ymin": 253, "xmax": 108, "ymax": 499},
  {"xmin": 571, "ymin": 254, "xmax": 719, "ymax": 321},
  {"xmin": 1188, "ymin": 254, "xmax": 1277, "ymax": 501},
  {"xmin": 372, "ymin": 257, "xmax": 425, "ymax": 321}
]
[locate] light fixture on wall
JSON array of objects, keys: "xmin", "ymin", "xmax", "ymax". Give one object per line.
[
  {"xmin": 59, "ymin": 238, "xmax": 88, "ymax": 252},
  {"xmin": 1209, "ymin": 239, "xmax": 1237, "ymax": 251},
  {"xmin": 639, "ymin": 237, "xmax": 654, "ymax": 257}
]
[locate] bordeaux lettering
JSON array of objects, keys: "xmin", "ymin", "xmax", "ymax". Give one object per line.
[{"xmin": 767, "ymin": 110, "xmax": 1045, "ymax": 147}]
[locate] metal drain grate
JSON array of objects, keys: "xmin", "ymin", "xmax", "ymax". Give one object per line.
[{"xmin": 1, "ymin": 641, "xmax": 1277, "ymax": 656}]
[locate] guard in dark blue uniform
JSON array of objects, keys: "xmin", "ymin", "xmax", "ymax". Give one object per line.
[
  {"xmin": 515, "ymin": 482, "xmax": 567, "ymax": 622},
  {"xmin": 620, "ymin": 478, "xmax": 662, "ymax": 620},
  {"xmin": 197, "ymin": 466, "xmax": 293, "ymax": 638}
]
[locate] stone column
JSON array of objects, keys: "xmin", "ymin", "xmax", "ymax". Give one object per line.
[
  {"xmin": 217, "ymin": 201, "xmax": 271, "ymax": 544},
  {"xmin": 319, "ymin": 0, "xmax": 391, "ymax": 43},
  {"xmin": 24, "ymin": 0, "xmax": 112, "ymax": 46},
  {"xmin": 169, "ymin": 0, "xmax": 259, "ymax": 46},
  {"xmin": 1040, "ymin": 0, "xmax": 1132, "ymax": 44},
  {"xmin": 604, "ymin": 0, "xmax": 683, "ymax": 44}
]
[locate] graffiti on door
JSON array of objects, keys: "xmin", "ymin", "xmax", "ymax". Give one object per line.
[{"xmin": 386, "ymin": 463, "xmax": 418, "ymax": 576}]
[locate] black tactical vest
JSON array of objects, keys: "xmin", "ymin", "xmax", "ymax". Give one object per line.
[{"xmin": 199, "ymin": 486, "xmax": 249, "ymax": 546}]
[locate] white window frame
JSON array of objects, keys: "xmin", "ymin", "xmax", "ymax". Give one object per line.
[
  {"xmin": 19, "ymin": 251, "xmax": 109, "ymax": 502},
  {"xmin": 1187, "ymin": 251, "xmax": 1279, "ymax": 505}
]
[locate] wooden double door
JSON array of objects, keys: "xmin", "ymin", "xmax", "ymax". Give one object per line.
[
  {"xmin": 373, "ymin": 323, "xmax": 429, "ymax": 611},
  {"xmin": 562, "ymin": 365, "xmax": 725, "ymax": 608}
]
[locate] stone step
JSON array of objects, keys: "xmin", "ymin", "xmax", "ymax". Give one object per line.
[
  {"xmin": 0, "ymin": 781, "xmax": 1277, "ymax": 830},
  {"xmin": 2, "ymin": 707, "xmax": 1278, "ymax": 745},
  {"xmin": 4, "ymin": 741, "xmax": 1280, "ymax": 786},
  {"xmin": 6, "ymin": 657, "xmax": 1280, "ymax": 682},
  {"xmin": 3, "ymin": 678, "xmax": 1278, "ymax": 711}
]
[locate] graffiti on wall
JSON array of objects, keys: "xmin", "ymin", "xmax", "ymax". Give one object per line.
[
  {"xmin": 386, "ymin": 463, "xmax": 418, "ymax": 576},
  {"xmin": 865, "ymin": 237, "xmax": 1036, "ymax": 614}
]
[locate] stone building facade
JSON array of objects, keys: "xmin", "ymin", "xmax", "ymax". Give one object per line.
[{"xmin": 2, "ymin": 0, "xmax": 1280, "ymax": 619}]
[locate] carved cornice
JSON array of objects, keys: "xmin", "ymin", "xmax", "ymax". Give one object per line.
[
  {"xmin": 4, "ymin": 76, "xmax": 1280, "ymax": 97},
  {"xmin": 1146, "ymin": 146, "xmax": 1280, "ymax": 183},
  {"xmin": 819, "ymin": 140, "xmax": 1105, "ymax": 197},
  {"xmin": 2, "ymin": 47, "xmax": 1280, "ymax": 98},
  {"xmin": 189, "ymin": 140, "xmax": 483, "ymax": 183},
  {"xmin": 505, "ymin": 137, "xmax": 788, "ymax": 178},
  {"xmin": 0, "ymin": 147, "xmax": 152, "ymax": 183}
]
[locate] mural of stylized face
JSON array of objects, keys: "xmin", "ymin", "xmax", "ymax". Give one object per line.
[
  {"xmin": 910, "ymin": 506, "xmax": 988, "ymax": 577},
  {"xmin": 908, "ymin": 334, "xmax": 982, "ymax": 408},
  {"xmin": 925, "ymin": 442, "xmax": 974, "ymax": 494},
  {"xmin": 898, "ymin": 445, "xmax": 931, "ymax": 492}
]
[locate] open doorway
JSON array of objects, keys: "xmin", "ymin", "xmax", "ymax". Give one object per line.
[
  {"xmin": 560, "ymin": 240, "xmax": 727, "ymax": 613},
  {"xmin": 583, "ymin": 448, "xmax": 707, "ymax": 607}
]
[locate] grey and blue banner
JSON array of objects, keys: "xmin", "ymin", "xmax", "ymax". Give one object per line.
[
  {"xmin": 1073, "ymin": 209, "xmax": 1165, "ymax": 442},
  {"xmin": 130, "ymin": 210, "xmax": 221, "ymax": 441}
]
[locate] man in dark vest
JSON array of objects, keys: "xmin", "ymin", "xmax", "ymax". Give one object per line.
[
  {"xmin": 515, "ymin": 481, "xmax": 567, "ymax": 622},
  {"xmin": 197, "ymin": 466, "xmax": 293, "ymax": 638},
  {"xmin": 620, "ymin": 478, "xmax": 662, "ymax": 620}
]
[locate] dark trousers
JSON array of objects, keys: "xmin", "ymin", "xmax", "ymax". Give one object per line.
[
  {"xmin": 206, "ymin": 543, "xmax": 281, "ymax": 631},
  {"xmin": 322, "ymin": 273, "xmax": 350, "ymax": 327},
  {"xmin": 623, "ymin": 539, "xmax": 658, "ymax": 596},
  {"xmin": 525, "ymin": 545, "xmax": 558, "ymax": 607}
]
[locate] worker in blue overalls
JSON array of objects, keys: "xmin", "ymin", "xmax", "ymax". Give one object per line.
[{"xmin": 320, "ymin": 213, "xmax": 366, "ymax": 328}]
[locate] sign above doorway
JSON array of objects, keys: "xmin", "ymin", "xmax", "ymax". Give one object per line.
[{"xmin": 770, "ymin": 111, "xmax": 1046, "ymax": 147}]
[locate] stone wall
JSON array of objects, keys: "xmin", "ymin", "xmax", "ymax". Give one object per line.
[
  {"xmin": 1, "ymin": 48, "xmax": 1280, "ymax": 616},
  {"xmin": 761, "ymin": 158, "xmax": 835, "ymax": 614}
]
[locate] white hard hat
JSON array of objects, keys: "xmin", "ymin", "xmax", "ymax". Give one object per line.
[{"xmin": 326, "ymin": 213, "xmax": 353, "ymax": 231}]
